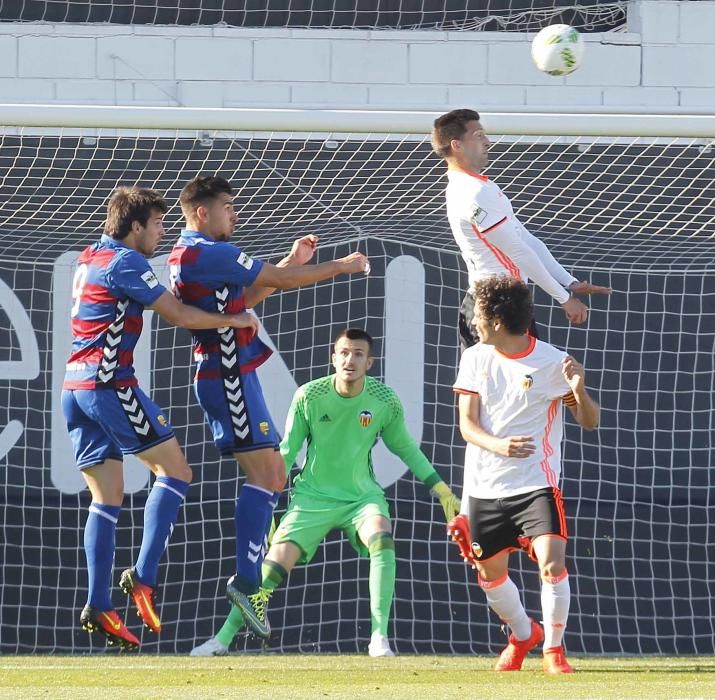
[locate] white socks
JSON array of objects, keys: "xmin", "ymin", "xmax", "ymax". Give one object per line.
[
  {"xmin": 541, "ymin": 570, "xmax": 570, "ymax": 648},
  {"xmin": 480, "ymin": 574, "xmax": 533, "ymax": 641}
]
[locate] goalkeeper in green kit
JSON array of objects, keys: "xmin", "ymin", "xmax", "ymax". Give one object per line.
[{"xmin": 191, "ymin": 327, "xmax": 460, "ymax": 657}]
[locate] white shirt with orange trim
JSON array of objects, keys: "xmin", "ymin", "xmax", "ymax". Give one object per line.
[
  {"xmin": 454, "ymin": 336, "xmax": 577, "ymax": 500},
  {"xmin": 446, "ymin": 166, "xmax": 576, "ymax": 304}
]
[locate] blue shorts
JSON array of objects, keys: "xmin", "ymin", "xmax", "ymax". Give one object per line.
[
  {"xmin": 194, "ymin": 369, "xmax": 280, "ymax": 456},
  {"xmin": 62, "ymin": 385, "xmax": 175, "ymax": 469}
]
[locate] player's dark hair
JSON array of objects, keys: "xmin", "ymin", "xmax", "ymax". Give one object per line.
[
  {"xmin": 334, "ymin": 328, "xmax": 373, "ymax": 352},
  {"xmin": 472, "ymin": 276, "xmax": 534, "ymax": 335},
  {"xmin": 179, "ymin": 175, "xmax": 233, "ymax": 214},
  {"xmin": 104, "ymin": 187, "xmax": 167, "ymax": 240},
  {"xmin": 431, "ymin": 108, "xmax": 481, "ymax": 159}
]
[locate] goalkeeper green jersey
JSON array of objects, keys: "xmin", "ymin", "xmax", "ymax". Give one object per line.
[{"xmin": 281, "ymin": 375, "xmax": 441, "ymax": 502}]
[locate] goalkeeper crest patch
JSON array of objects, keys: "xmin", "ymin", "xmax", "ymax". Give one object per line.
[{"xmin": 359, "ymin": 410, "xmax": 373, "ymax": 427}]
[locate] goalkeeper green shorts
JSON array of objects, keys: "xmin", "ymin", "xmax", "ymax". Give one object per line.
[{"xmin": 271, "ymin": 489, "xmax": 391, "ymax": 564}]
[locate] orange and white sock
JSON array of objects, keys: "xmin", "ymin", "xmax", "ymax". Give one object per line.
[
  {"xmin": 541, "ymin": 569, "xmax": 570, "ymax": 648},
  {"xmin": 479, "ymin": 574, "xmax": 532, "ymax": 641}
]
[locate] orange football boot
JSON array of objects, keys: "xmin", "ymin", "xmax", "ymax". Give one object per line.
[
  {"xmin": 447, "ymin": 514, "xmax": 477, "ymax": 568},
  {"xmin": 543, "ymin": 645, "xmax": 574, "ymax": 674},
  {"xmin": 80, "ymin": 605, "xmax": 140, "ymax": 650},
  {"xmin": 494, "ymin": 619, "xmax": 544, "ymax": 671},
  {"xmin": 119, "ymin": 568, "xmax": 161, "ymax": 632}
]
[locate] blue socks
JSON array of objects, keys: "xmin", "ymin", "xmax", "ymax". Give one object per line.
[
  {"xmin": 134, "ymin": 476, "xmax": 190, "ymax": 587},
  {"xmin": 84, "ymin": 502, "xmax": 121, "ymax": 611},
  {"xmin": 234, "ymin": 484, "xmax": 278, "ymax": 594}
]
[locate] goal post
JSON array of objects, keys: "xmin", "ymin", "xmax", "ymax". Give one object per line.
[{"xmin": 0, "ymin": 104, "xmax": 713, "ymax": 655}]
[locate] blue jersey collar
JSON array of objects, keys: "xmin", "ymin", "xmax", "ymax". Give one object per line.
[{"xmin": 100, "ymin": 233, "xmax": 131, "ymax": 249}]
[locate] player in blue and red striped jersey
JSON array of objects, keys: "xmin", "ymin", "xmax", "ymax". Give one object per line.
[
  {"xmin": 169, "ymin": 175, "xmax": 369, "ymax": 639},
  {"xmin": 62, "ymin": 186, "xmax": 259, "ymax": 650}
]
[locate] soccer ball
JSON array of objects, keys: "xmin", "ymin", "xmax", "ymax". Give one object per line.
[{"xmin": 531, "ymin": 24, "xmax": 584, "ymax": 76}]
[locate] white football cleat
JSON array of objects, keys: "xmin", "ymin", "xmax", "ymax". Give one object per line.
[
  {"xmin": 190, "ymin": 636, "xmax": 229, "ymax": 657},
  {"xmin": 368, "ymin": 632, "xmax": 395, "ymax": 657}
]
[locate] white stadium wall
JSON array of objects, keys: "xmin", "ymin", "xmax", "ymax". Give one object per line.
[{"xmin": 0, "ymin": 0, "xmax": 714, "ymax": 110}]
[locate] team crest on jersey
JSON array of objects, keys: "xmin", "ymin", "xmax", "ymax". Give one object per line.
[
  {"xmin": 358, "ymin": 410, "xmax": 373, "ymax": 427},
  {"xmin": 471, "ymin": 541, "xmax": 483, "ymax": 558},
  {"xmin": 259, "ymin": 421, "xmax": 270, "ymax": 435},
  {"xmin": 522, "ymin": 374, "xmax": 534, "ymax": 391},
  {"xmin": 470, "ymin": 206, "xmax": 488, "ymax": 226},
  {"xmin": 237, "ymin": 252, "xmax": 254, "ymax": 270},
  {"xmin": 140, "ymin": 270, "xmax": 159, "ymax": 289},
  {"xmin": 156, "ymin": 414, "xmax": 168, "ymax": 427}
]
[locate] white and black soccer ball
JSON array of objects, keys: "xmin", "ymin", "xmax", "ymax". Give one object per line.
[{"xmin": 531, "ymin": 24, "xmax": 584, "ymax": 76}]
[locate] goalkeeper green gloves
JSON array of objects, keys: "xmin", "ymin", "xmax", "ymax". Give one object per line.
[{"xmin": 431, "ymin": 481, "xmax": 460, "ymax": 522}]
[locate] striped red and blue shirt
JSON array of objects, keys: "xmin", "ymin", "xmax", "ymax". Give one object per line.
[
  {"xmin": 167, "ymin": 230, "xmax": 272, "ymax": 380},
  {"xmin": 63, "ymin": 235, "xmax": 165, "ymax": 390}
]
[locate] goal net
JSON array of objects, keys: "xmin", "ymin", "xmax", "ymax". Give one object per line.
[
  {"xmin": 0, "ymin": 0, "xmax": 627, "ymax": 32},
  {"xmin": 0, "ymin": 107, "xmax": 713, "ymax": 655}
]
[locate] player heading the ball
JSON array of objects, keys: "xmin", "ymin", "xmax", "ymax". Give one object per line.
[
  {"xmin": 63, "ymin": 186, "xmax": 260, "ymax": 650},
  {"xmin": 168, "ymin": 175, "xmax": 369, "ymax": 639},
  {"xmin": 452, "ymin": 275, "xmax": 599, "ymax": 673},
  {"xmin": 431, "ymin": 108, "xmax": 610, "ymax": 350}
]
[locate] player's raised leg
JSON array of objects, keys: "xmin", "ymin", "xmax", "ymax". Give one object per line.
[
  {"xmin": 120, "ymin": 433, "xmax": 192, "ymax": 633},
  {"xmin": 533, "ymin": 534, "xmax": 573, "ymax": 674}
]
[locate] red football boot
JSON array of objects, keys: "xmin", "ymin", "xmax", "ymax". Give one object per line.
[
  {"xmin": 543, "ymin": 645, "xmax": 574, "ymax": 674},
  {"xmin": 119, "ymin": 568, "xmax": 161, "ymax": 633},
  {"xmin": 447, "ymin": 514, "xmax": 477, "ymax": 568},
  {"xmin": 80, "ymin": 605, "xmax": 140, "ymax": 650},
  {"xmin": 494, "ymin": 619, "xmax": 544, "ymax": 671}
]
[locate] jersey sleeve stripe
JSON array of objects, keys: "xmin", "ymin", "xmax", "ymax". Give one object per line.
[
  {"xmin": 562, "ymin": 391, "xmax": 577, "ymax": 406},
  {"xmin": 453, "ymin": 388, "xmax": 479, "ymax": 396}
]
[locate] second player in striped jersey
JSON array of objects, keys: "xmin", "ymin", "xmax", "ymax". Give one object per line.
[{"xmin": 168, "ymin": 175, "xmax": 369, "ymax": 639}]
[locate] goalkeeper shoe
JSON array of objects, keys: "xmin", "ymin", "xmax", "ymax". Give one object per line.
[
  {"xmin": 119, "ymin": 568, "xmax": 161, "ymax": 633},
  {"xmin": 368, "ymin": 632, "xmax": 395, "ymax": 657},
  {"xmin": 543, "ymin": 646, "xmax": 574, "ymax": 674},
  {"xmin": 226, "ymin": 576, "xmax": 271, "ymax": 640},
  {"xmin": 447, "ymin": 513, "xmax": 477, "ymax": 568},
  {"xmin": 190, "ymin": 637, "xmax": 230, "ymax": 657},
  {"xmin": 80, "ymin": 605, "xmax": 140, "ymax": 650},
  {"xmin": 494, "ymin": 619, "xmax": 544, "ymax": 672}
]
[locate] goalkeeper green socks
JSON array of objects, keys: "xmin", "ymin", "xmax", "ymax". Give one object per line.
[
  {"xmin": 367, "ymin": 532, "xmax": 396, "ymax": 637},
  {"xmin": 215, "ymin": 559, "xmax": 288, "ymax": 647}
]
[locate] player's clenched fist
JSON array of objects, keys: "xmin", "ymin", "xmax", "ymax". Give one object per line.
[
  {"xmin": 288, "ymin": 234, "xmax": 319, "ymax": 265},
  {"xmin": 226, "ymin": 310, "xmax": 260, "ymax": 336},
  {"xmin": 562, "ymin": 355, "xmax": 586, "ymax": 393},
  {"xmin": 338, "ymin": 252, "xmax": 370, "ymax": 274}
]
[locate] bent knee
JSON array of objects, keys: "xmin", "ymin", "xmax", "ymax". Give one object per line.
[{"xmin": 540, "ymin": 561, "xmax": 567, "ymax": 580}]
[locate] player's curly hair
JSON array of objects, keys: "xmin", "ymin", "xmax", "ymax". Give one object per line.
[
  {"xmin": 472, "ymin": 276, "xmax": 534, "ymax": 335},
  {"xmin": 105, "ymin": 187, "xmax": 167, "ymax": 240},
  {"xmin": 431, "ymin": 108, "xmax": 481, "ymax": 159}
]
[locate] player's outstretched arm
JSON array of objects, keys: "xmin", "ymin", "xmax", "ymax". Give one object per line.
[
  {"xmin": 253, "ymin": 251, "xmax": 368, "ymax": 290},
  {"xmin": 244, "ymin": 235, "xmax": 319, "ymax": 308},
  {"xmin": 149, "ymin": 290, "xmax": 260, "ymax": 332},
  {"xmin": 562, "ymin": 355, "xmax": 600, "ymax": 431},
  {"xmin": 380, "ymin": 394, "xmax": 459, "ymax": 522},
  {"xmin": 458, "ymin": 393, "xmax": 536, "ymax": 458},
  {"xmin": 485, "ymin": 220, "xmax": 589, "ymax": 324}
]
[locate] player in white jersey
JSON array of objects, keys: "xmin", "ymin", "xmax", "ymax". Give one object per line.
[
  {"xmin": 452, "ymin": 275, "xmax": 599, "ymax": 674},
  {"xmin": 431, "ymin": 108, "xmax": 610, "ymax": 349}
]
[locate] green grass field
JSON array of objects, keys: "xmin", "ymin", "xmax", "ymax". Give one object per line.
[{"xmin": 1, "ymin": 655, "xmax": 714, "ymax": 700}]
